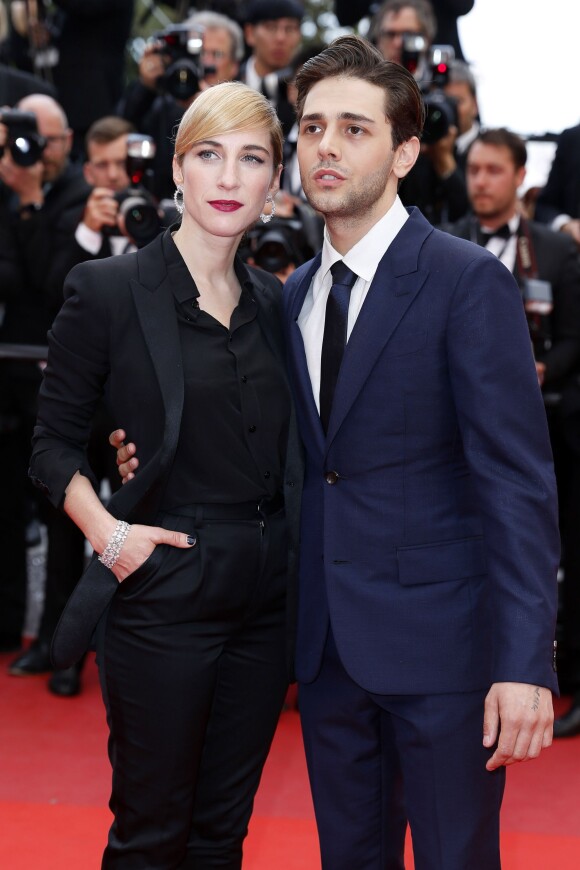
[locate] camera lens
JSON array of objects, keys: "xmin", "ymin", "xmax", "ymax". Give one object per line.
[
  {"xmin": 10, "ymin": 134, "xmax": 46, "ymax": 167},
  {"xmin": 422, "ymin": 92, "xmax": 457, "ymax": 145},
  {"xmin": 163, "ymin": 59, "xmax": 200, "ymax": 101},
  {"xmin": 120, "ymin": 196, "xmax": 160, "ymax": 247}
]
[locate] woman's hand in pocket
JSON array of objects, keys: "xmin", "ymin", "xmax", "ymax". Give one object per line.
[{"xmin": 112, "ymin": 524, "xmax": 196, "ymax": 582}]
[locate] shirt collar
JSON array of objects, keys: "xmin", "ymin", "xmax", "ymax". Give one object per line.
[
  {"xmin": 319, "ymin": 195, "xmax": 409, "ymax": 288},
  {"xmin": 479, "ymin": 213, "xmax": 521, "ymax": 238},
  {"xmin": 456, "ymin": 121, "xmax": 480, "ymax": 155},
  {"xmin": 162, "ymin": 227, "xmax": 254, "ymax": 305}
]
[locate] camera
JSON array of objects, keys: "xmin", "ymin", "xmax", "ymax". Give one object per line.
[
  {"xmin": 401, "ymin": 33, "xmax": 428, "ymax": 77},
  {"xmin": 421, "ymin": 45, "xmax": 459, "ymax": 145},
  {"xmin": 111, "ymin": 134, "xmax": 162, "ymax": 248},
  {"xmin": 246, "ymin": 218, "xmax": 315, "ymax": 274},
  {"xmin": 152, "ymin": 24, "xmax": 209, "ymax": 101},
  {"xmin": 0, "ymin": 110, "xmax": 47, "ymax": 167}
]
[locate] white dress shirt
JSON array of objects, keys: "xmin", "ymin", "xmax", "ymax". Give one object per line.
[
  {"xmin": 75, "ymin": 222, "xmax": 135, "ymax": 256},
  {"xmin": 298, "ymin": 195, "xmax": 409, "ymax": 411},
  {"xmin": 481, "ymin": 214, "xmax": 520, "ymax": 272},
  {"xmin": 243, "ymin": 56, "xmax": 280, "ymax": 104}
]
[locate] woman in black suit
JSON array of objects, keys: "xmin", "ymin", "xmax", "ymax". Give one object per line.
[{"xmin": 29, "ymin": 82, "xmax": 302, "ymax": 869}]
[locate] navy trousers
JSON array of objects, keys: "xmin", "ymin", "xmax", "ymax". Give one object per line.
[{"xmin": 299, "ymin": 629, "xmax": 506, "ymax": 870}]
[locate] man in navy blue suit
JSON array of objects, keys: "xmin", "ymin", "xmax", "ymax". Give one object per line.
[
  {"xmin": 113, "ymin": 35, "xmax": 559, "ymax": 870},
  {"xmin": 282, "ymin": 35, "xmax": 559, "ymax": 869}
]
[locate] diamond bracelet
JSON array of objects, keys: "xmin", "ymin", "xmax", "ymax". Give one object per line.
[{"xmin": 98, "ymin": 520, "xmax": 131, "ymax": 570}]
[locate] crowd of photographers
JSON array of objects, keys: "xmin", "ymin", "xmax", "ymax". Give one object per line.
[{"xmin": 1, "ymin": 0, "xmax": 580, "ymax": 735}]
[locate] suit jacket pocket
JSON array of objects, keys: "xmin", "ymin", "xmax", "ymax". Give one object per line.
[
  {"xmin": 396, "ymin": 536, "xmax": 486, "ymax": 586},
  {"xmin": 384, "ymin": 330, "xmax": 427, "ymax": 357}
]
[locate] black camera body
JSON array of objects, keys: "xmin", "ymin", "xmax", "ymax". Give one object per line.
[
  {"xmin": 153, "ymin": 24, "xmax": 209, "ymax": 101},
  {"xmin": 421, "ymin": 45, "xmax": 459, "ymax": 145},
  {"xmin": 246, "ymin": 217, "xmax": 315, "ymax": 274},
  {"xmin": 0, "ymin": 110, "xmax": 47, "ymax": 167},
  {"xmin": 108, "ymin": 134, "xmax": 162, "ymax": 249}
]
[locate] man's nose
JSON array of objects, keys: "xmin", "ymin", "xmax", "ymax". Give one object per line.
[{"xmin": 318, "ymin": 129, "xmax": 340, "ymax": 161}]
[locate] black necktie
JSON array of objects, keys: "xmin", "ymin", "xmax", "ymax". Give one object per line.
[{"xmin": 320, "ymin": 261, "xmax": 358, "ymax": 433}]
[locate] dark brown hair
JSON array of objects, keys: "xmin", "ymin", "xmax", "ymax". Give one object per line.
[
  {"xmin": 469, "ymin": 128, "xmax": 527, "ymax": 170},
  {"xmin": 85, "ymin": 116, "xmax": 134, "ymax": 149},
  {"xmin": 294, "ymin": 35, "xmax": 424, "ymax": 149}
]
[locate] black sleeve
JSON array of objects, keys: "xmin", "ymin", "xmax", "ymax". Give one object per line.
[
  {"xmin": 30, "ymin": 262, "xmax": 112, "ymax": 507},
  {"xmin": 540, "ymin": 236, "xmax": 580, "ymax": 385}
]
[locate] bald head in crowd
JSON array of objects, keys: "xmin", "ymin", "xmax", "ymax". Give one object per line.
[{"xmin": 17, "ymin": 93, "xmax": 73, "ymax": 183}]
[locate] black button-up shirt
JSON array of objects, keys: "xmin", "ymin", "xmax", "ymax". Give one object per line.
[{"xmin": 160, "ymin": 234, "xmax": 290, "ymax": 509}]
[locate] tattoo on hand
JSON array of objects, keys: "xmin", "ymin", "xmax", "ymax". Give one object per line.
[{"xmin": 532, "ymin": 687, "xmax": 540, "ymax": 711}]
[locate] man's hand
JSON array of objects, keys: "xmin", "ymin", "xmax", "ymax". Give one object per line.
[
  {"xmin": 109, "ymin": 429, "xmax": 139, "ymax": 483},
  {"xmin": 535, "ymin": 361, "xmax": 546, "ymax": 387},
  {"xmin": 0, "ymin": 151, "xmax": 44, "ymax": 205},
  {"xmin": 561, "ymin": 219, "xmax": 580, "ymax": 247},
  {"xmin": 483, "ymin": 681, "xmax": 553, "ymax": 771},
  {"xmin": 138, "ymin": 42, "xmax": 166, "ymax": 91},
  {"xmin": 83, "ymin": 187, "xmax": 120, "ymax": 233},
  {"xmin": 423, "ymin": 126, "xmax": 458, "ymax": 178}
]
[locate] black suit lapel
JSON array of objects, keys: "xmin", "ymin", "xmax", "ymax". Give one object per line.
[{"xmin": 107, "ymin": 236, "xmax": 184, "ymax": 521}]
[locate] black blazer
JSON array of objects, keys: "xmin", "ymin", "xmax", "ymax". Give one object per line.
[
  {"xmin": 535, "ymin": 124, "xmax": 580, "ymax": 225},
  {"xmin": 29, "ymin": 229, "xmax": 304, "ymax": 674},
  {"xmin": 442, "ymin": 215, "xmax": 580, "ymax": 387}
]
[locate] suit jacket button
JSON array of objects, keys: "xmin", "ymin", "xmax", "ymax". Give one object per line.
[{"xmin": 325, "ymin": 470, "xmax": 339, "ymax": 485}]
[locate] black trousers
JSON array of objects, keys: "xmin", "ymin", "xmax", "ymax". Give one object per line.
[{"xmin": 96, "ymin": 507, "xmax": 289, "ymax": 870}]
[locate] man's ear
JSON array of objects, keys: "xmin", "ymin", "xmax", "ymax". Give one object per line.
[
  {"xmin": 83, "ymin": 162, "xmax": 94, "ymax": 186},
  {"xmin": 244, "ymin": 23, "xmax": 256, "ymax": 49},
  {"xmin": 393, "ymin": 136, "xmax": 421, "ymax": 180}
]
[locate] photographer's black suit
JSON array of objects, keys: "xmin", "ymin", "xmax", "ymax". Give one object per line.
[
  {"xmin": 50, "ymin": 0, "xmax": 135, "ymax": 157},
  {"xmin": 118, "ymin": 83, "xmax": 184, "ymax": 202},
  {"xmin": 536, "ymin": 123, "xmax": 580, "ymax": 226},
  {"xmin": 445, "ymin": 213, "xmax": 580, "ymax": 692},
  {"xmin": 0, "ymin": 64, "xmax": 57, "ymax": 107},
  {"xmin": 443, "ymin": 215, "xmax": 580, "ymax": 386},
  {"xmin": 0, "ymin": 162, "xmax": 89, "ymax": 647}
]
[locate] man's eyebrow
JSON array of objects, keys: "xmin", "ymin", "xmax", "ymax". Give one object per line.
[{"xmin": 300, "ymin": 112, "xmax": 376, "ymax": 124}]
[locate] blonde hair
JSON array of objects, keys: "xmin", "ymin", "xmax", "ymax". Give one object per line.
[{"xmin": 174, "ymin": 82, "xmax": 283, "ymax": 170}]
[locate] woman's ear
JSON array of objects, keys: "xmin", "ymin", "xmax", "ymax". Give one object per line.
[
  {"xmin": 172, "ymin": 155, "xmax": 183, "ymax": 187},
  {"xmin": 393, "ymin": 137, "xmax": 420, "ymax": 180},
  {"xmin": 270, "ymin": 163, "xmax": 283, "ymax": 196}
]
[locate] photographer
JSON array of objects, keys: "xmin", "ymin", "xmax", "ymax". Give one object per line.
[
  {"xmin": 0, "ymin": 93, "xmax": 88, "ymax": 653},
  {"xmin": 444, "ymin": 59, "xmax": 480, "ymax": 171},
  {"xmin": 7, "ymin": 115, "xmax": 165, "ymax": 695},
  {"xmin": 4, "ymin": 0, "xmax": 135, "ymax": 160},
  {"xmin": 443, "ymin": 128, "xmax": 580, "ymax": 739},
  {"xmin": 371, "ymin": 0, "xmax": 469, "ymax": 224},
  {"xmin": 118, "ymin": 12, "xmax": 244, "ymax": 202}
]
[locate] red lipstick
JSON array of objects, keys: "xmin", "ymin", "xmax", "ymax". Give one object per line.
[{"xmin": 209, "ymin": 200, "xmax": 243, "ymax": 211}]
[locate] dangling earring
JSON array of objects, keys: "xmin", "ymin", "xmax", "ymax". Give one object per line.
[
  {"xmin": 259, "ymin": 194, "xmax": 275, "ymax": 224},
  {"xmin": 173, "ymin": 185, "xmax": 184, "ymax": 215}
]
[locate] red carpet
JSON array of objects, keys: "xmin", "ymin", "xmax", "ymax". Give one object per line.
[{"xmin": 1, "ymin": 655, "xmax": 579, "ymax": 869}]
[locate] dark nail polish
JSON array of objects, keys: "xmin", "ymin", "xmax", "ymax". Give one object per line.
[{"xmin": 187, "ymin": 536, "xmax": 197, "ymax": 546}]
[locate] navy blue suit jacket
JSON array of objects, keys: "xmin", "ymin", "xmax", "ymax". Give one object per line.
[{"xmin": 283, "ymin": 208, "xmax": 559, "ymax": 696}]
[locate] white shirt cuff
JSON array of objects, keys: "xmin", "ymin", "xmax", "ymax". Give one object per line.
[{"xmin": 75, "ymin": 222, "xmax": 103, "ymax": 255}]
